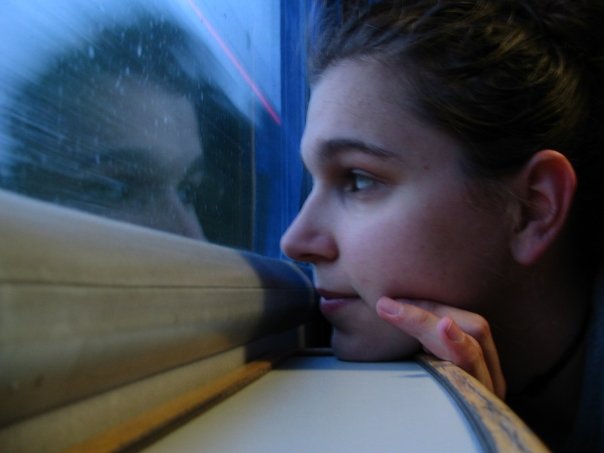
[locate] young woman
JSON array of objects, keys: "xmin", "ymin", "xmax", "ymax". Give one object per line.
[{"xmin": 281, "ymin": 1, "xmax": 604, "ymax": 450}]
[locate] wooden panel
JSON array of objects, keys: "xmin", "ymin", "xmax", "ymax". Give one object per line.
[
  {"xmin": 418, "ymin": 354, "xmax": 548, "ymax": 452},
  {"xmin": 0, "ymin": 332, "xmax": 299, "ymax": 453},
  {"xmin": 64, "ymin": 351, "xmax": 290, "ymax": 453}
]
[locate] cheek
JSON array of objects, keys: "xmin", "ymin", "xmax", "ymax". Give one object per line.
[
  {"xmin": 344, "ymin": 202, "xmax": 511, "ymax": 307},
  {"xmin": 341, "ymin": 212, "xmax": 435, "ymax": 294}
]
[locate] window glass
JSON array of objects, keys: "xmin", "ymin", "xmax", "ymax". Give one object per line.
[{"xmin": 0, "ymin": 0, "xmax": 307, "ymax": 254}]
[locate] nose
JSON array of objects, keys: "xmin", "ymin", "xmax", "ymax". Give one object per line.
[
  {"xmin": 280, "ymin": 194, "xmax": 338, "ymax": 263},
  {"xmin": 175, "ymin": 207, "xmax": 205, "ymax": 240},
  {"xmin": 165, "ymin": 190, "xmax": 205, "ymax": 240}
]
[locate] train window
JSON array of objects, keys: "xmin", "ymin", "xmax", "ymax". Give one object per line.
[{"xmin": 0, "ymin": 0, "xmax": 309, "ymax": 256}]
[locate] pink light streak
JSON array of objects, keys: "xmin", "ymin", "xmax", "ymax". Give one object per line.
[{"xmin": 186, "ymin": 0, "xmax": 282, "ymax": 125}]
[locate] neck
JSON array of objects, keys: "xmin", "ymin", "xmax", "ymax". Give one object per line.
[
  {"xmin": 508, "ymin": 342, "xmax": 587, "ymax": 450},
  {"xmin": 487, "ymin": 259, "xmax": 590, "ymax": 449}
]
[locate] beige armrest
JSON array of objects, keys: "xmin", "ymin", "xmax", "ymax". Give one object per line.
[{"xmin": 0, "ymin": 190, "xmax": 315, "ymax": 451}]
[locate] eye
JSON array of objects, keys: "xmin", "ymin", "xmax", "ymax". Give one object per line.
[
  {"xmin": 345, "ymin": 170, "xmax": 378, "ymax": 193},
  {"xmin": 177, "ymin": 178, "xmax": 201, "ymax": 206}
]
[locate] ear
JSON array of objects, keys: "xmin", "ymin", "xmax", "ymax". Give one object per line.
[{"xmin": 509, "ymin": 150, "xmax": 576, "ymax": 265}]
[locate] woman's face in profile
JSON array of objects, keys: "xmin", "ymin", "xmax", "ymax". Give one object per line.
[
  {"xmin": 281, "ymin": 59, "xmax": 515, "ymax": 360},
  {"xmin": 70, "ymin": 76, "xmax": 205, "ymax": 239}
]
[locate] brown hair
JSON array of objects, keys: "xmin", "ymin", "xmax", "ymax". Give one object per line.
[{"xmin": 312, "ymin": 0, "xmax": 604, "ymax": 268}]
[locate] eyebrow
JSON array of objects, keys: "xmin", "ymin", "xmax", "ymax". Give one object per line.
[
  {"xmin": 318, "ymin": 138, "xmax": 402, "ymax": 162},
  {"xmin": 92, "ymin": 148, "xmax": 203, "ymax": 172}
]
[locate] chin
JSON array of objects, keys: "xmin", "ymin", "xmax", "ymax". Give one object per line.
[{"xmin": 331, "ymin": 330, "xmax": 420, "ymax": 362}]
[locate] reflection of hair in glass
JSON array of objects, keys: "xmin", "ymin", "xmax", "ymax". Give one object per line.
[
  {"xmin": 4, "ymin": 16, "xmax": 253, "ymax": 248},
  {"xmin": 313, "ymin": 0, "xmax": 604, "ymax": 270}
]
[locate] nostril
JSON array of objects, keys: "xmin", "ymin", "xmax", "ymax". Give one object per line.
[
  {"xmin": 281, "ymin": 243, "xmax": 309, "ymax": 262},
  {"xmin": 282, "ymin": 235, "xmax": 338, "ymax": 264},
  {"xmin": 281, "ymin": 233, "xmax": 311, "ymax": 262},
  {"xmin": 297, "ymin": 252, "xmax": 322, "ymax": 263}
]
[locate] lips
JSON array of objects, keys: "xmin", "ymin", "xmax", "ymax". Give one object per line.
[{"xmin": 316, "ymin": 289, "xmax": 359, "ymax": 315}]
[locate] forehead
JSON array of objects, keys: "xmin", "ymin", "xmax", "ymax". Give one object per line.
[
  {"xmin": 302, "ymin": 59, "xmax": 463, "ymax": 168},
  {"xmin": 307, "ymin": 59, "xmax": 406, "ymax": 136},
  {"xmin": 86, "ymin": 76, "xmax": 202, "ymax": 172}
]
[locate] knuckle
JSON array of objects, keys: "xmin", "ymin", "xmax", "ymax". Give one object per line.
[
  {"xmin": 417, "ymin": 300, "xmax": 438, "ymax": 312},
  {"xmin": 410, "ymin": 307, "xmax": 431, "ymax": 326},
  {"xmin": 456, "ymin": 345, "xmax": 484, "ymax": 371},
  {"xmin": 468, "ymin": 315, "xmax": 491, "ymax": 341},
  {"xmin": 400, "ymin": 306, "xmax": 434, "ymax": 338},
  {"xmin": 451, "ymin": 334, "xmax": 481, "ymax": 361}
]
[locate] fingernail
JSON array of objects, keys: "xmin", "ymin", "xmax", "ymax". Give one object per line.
[
  {"xmin": 445, "ymin": 318, "xmax": 463, "ymax": 342},
  {"xmin": 377, "ymin": 297, "xmax": 402, "ymax": 316}
]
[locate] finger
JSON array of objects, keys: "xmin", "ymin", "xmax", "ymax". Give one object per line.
[
  {"xmin": 376, "ymin": 296, "xmax": 439, "ymax": 340},
  {"xmin": 436, "ymin": 316, "xmax": 497, "ymax": 396},
  {"xmin": 376, "ymin": 297, "xmax": 504, "ymax": 397},
  {"xmin": 404, "ymin": 300, "xmax": 506, "ymax": 397},
  {"xmin": 376, "ymin": 297, "xmax": 463, "ymax": 359}
]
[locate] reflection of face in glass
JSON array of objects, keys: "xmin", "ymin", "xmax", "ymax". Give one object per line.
[
  {"xmin": 3, "ymin": 17, "xmax": 254, "ymax": 247},
  {"xmin": 72, "ymin": 76, "xmax": 205, "ymax": 239},
  {"xmin": 3, "ymin": 18, "xmax": 212, "ymax": 240}
]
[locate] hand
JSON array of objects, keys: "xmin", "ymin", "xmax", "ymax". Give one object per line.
[{"xmin": 376, "ymin": 296, "xmax": 506, "ymax": 399}]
